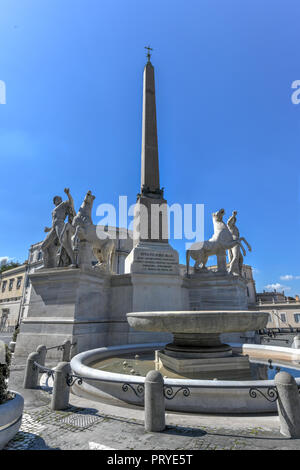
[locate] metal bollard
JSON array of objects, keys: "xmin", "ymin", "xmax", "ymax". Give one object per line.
[
  {"xmin": 23, "ymin": 352, "xmax": 40, "ymax": 389},
  {"xmin": 144, "ymin": 370, "xmax": 165, "ymax": 432},
  {"xmin": 62, "ymin": 340, "xmax": 71, "ymax": 362},
  {"xmin": 275, "ymin": 371, "xmax": 300, "ymax": 438},
  {"xmin": 36, "ymin": 344, "xmax": 47, "ymax": 366},
  {"xmin": 51, "ymin": 362, "xmax": 71, "ymax": 411}
]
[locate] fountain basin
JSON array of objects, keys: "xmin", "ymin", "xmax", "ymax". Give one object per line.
[
  {"xmin": 127, "ymin": 310, "xmax": 269, "ymax": 363},
  {"xmin": 126, "ymin": 310, "xmax": 269, "ymax": 335},
  {"xmin": 70, "ymin": 342, "xmax": 300, "ymax": 414}
]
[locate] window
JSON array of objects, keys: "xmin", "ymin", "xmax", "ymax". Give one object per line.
[
  {"xmin": 247, "ymin": 287, "xmax": 249, "ymax": 297},
  {"xmin": 294, "ymin": 314, "xmax": 300, "ymax": 324},
  {"xmin": 280, "ymin": 313, "xmax": 286, "ymax": 323},
  {"xmin": 8, "ymin": 279, "xmax": 14, "ymax": 291},
  {"xmin": 0, "ymin": 309, "xmax": 9, "ymax": 328},
  {"xmin": 37, "ymin": 251, "xmax": 42, "ymax": 261},
  {"xmin": 1, "ymin": 281, "xmax": 7, "ymax": 292},
  {"xmin": 16, "ymin": 277, "xmax": 22, "ymax": 289}
]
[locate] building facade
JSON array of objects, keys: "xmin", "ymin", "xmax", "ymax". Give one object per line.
[
  {"xmin": 0, "ymin": 263, "xmax": 28, "ymax": 331},
  {"xmin": 256, "ymin": 291, "xmax": 300, "ymax": 329}
]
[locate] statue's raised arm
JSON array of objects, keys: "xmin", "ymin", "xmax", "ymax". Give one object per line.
[{"xmin": 64, "ymin": 187, "xmax": 76, "ymax": 222}]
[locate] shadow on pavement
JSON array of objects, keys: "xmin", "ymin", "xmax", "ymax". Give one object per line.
[{"xmin": 4, "ymin": 432, "xmax": 61, "ymax": 451}]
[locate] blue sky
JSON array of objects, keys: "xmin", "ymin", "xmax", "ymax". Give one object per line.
[{"xmin": 0, "ymin": 0, "xmax": 300, "ymax": 295}]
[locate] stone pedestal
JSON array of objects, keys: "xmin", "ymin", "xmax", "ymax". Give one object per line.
[
  {"xmin": 164, "ymin": 332, "xmax": 232, "ymax": 358},
  {"xmin": 14, "ymin": 266, "xmax": 111, "ymax": 361},
  {"xmin": 123, "ymin": 241, "xmax": 183, "ymax": 345},
  {"xmin": 187, "ymin": 270, "xmax": 248, "ymax": 310},
  {"xmin": 127, "ymin": 273, "xmax": 184, "ymax": 345},
  {"xmin": 157, "ymin": 350, "xmax": 252, "ymax": 380},
  {"xmin": 187, "ymin": 270, "xmax": 249, "ymax": 344},
  {"xmin": 125, "ymin": 242, "xmax": 179, "ymax": 275}
]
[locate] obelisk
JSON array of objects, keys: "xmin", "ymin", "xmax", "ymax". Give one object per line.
[
  {"xmin": 135, "ymin": 49, "xmax": 168, "ymax": 244},
  {"xmin": 141, "ymin": 56, "xmax": 160, "ymax": 194},
  {"xmin": 125, "ymin": 50, "xmax": 179, "ymax": 275}
]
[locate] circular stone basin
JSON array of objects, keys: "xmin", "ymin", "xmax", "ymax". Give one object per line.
[
  {"xmin": 70, "ymin": 342, "xmax": 300, "ymax": 414},
  {"xmin": 126, "ymin": 310, "xmax": 269, "ymax": 334},
  {"xmin": 127, "ymin": 310, "xmax": 269, "ymax": 357}
]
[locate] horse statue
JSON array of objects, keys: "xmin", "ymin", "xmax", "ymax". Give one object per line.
[
  {"xmin": 186, "ymin": 208, "xmax": 247, "ymax": 276},
  {"xmin": 227, "ymin": 211, "xmax": 251, "ymax": 276},
  {"xmin": 71, "ymin": 190, "xmax": 116, "ymax": 272}
]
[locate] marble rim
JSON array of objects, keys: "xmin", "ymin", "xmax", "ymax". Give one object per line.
[
  {"xmin": 70, "ymin": 343, "xmax": 300, "ymax": 414},
  {"xmin": 126, "ymin": 310, "xmax": 269, "ymax": 334},
  {"xmin": 70, "ymin": 342, "xmax": 300, "ymax": 389}
]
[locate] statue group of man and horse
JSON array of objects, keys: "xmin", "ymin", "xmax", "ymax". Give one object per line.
[
  {"xmin": 186, "ymin": 208, "xmax": 251, "ymax": 276},
  {"xmin": 42, "ymin": 190, "xmax": 250, "ymax": 278},
  {"xmin": 41, "ymin": 188, "xmax": 115, "ymax": 272}
]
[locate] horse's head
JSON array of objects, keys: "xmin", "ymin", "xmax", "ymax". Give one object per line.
[
  {"xmin": 83, "ymin": 190, "xmax": 96, "ymax": 206},
  {"xmin": 212, "ymin": 208, "xmax": 225, "ymax": 222},
  {"xmin": 74, "ymin": 190, "xmax": 96, "ymax": 226}
]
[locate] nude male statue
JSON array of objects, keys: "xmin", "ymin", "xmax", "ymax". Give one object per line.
[
  {"xmin": 227, "ymin": 210, "xmax": 251, "ymax": 276},
  {"xmin": 41, "ymin": 188, "xmax": 76, "ymax": 267}
]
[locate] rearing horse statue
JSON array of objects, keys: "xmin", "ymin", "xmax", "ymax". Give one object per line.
[
  {"xmin": 186, "ymin": 208, "xmax": 246, "ymax": 275},
  {"xmin": 71, "ymin": 190, "xmax": 116, "ymax": 272}
]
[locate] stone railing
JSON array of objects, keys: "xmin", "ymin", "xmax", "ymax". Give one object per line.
[
  {"xmin": 257, "ymin": 299, "xmax": 300, "ymax": 306},
  {"xmin": 257, "ymin": 327, "xmax": 300, "ymax": 335}
]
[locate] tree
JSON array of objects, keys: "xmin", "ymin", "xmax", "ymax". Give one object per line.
[{"xmin": 0, "ymin": 261, "xmax": 22, "ymax": 274}]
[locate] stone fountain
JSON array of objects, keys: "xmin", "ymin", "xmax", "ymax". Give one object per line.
[
  {"xmin": 61, "ymin": 55, "xmax": 276, "ymax": 415},
  {"xmin": 127, "ymin": 310, "xmax": 268, "ymax": 379},
  {"xmin": 15, "ymin": 54, "xmax": 268, "ymax": 372}
]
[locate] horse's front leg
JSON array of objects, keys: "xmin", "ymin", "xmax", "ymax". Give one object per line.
[
  {"xmin": 228, "ymin": 239, "xmax": 246, "ymax": 257},
  {"xmin": 240, "ymin": 237, "xmax": 252, "ymax": 252},
  {"xmin": 71, "ymin": 225, "xmax": 79, "ymax": 251},
  {"xmin": 216, "ymin": 250, "xmax": 227, "ymax": 272},
  {"xmin": 237, "ymin": 240, "xmax": 246, "ymax": 257},
  {"xmin": 201, "ymin": 252, "xmax": 209, "ymax": 269}
]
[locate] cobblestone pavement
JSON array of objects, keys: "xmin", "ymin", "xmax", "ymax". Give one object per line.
[
  {"xmin": 5, "ymin": 366, "xmax": 300, "ymax": 451},
  {"xmin": 4, "ymin": 401, "xmax": 300, "ymax": 451}
]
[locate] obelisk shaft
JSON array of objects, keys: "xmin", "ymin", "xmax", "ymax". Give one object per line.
[
  {"xmin": 124, "ymin": 55, "xmax": 180, "ymax": 275},
  {"xmin": 141, "ymin": 61, "xmax": 160, "ymax": 192}
]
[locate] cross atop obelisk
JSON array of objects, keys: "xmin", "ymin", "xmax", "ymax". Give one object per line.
[
  {"xmin": 140, "ymin": 47, "xmax": 162, "ymax": 196},
  {"xmin": 144, "ymin": 45, "xmax": 153, "ymax": 62}
]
